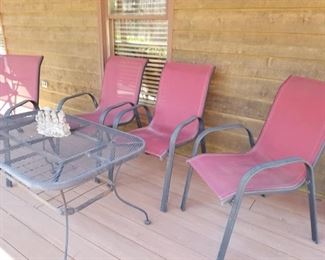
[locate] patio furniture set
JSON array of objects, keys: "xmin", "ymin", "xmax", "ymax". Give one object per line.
[{"xmin": 0, "ymin": 54, "xmax": 324, "ymax": 260}]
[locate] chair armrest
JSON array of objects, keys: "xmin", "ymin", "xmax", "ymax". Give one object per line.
[
  {"xmin": 191, "ymin": 124, "xmax": 255, "ymax": 156},
  {"xmin": 4, "ymin": 99, "xmax": 39, "ymax": 117},
  {"xmin": 169, "ymin": 115, "xmax": 203, "ymax": 149},
  {"xmin": 233, "ymin": 157, "xmax": 313, "ymax": 202},
  {"xmin": 112, "ymin": 104, "xmax": 152, "ymax": 129},
  {"xmin": 56, "ymin": 92, "xmax": 98, "ymax": 112},
  {"xmin": 99, "ymin": 101, "xmax": 134, "ymax": 125}
]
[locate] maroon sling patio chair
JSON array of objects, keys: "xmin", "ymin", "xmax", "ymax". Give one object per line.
[
  {"xmin": 0, "ymin": 54, "xmax": 43, "ymax": 188},
  {"xmin": 56, "ymin": 55, "xmax": 147, "ymax": 127},
  {"xmin": 113, "ymin": 61, "xmax": 214, "ymax": 212},
  {"xmin": 180, "ymin": 76, "xmax": 325, "ymax": 260},
  {"xmin": 0, "ymin": 54, "xmax": 43, "ymax": 117}
]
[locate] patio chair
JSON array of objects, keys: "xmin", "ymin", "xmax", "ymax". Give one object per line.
[
  {"xmin": 112, "ymin": 61, "xmax": 214, "ymax": 212},
  {"xmin": 0, "ymin": 54, "xmax": 43, "ymax": 117},
  {"xmin": 180, "ymin": 75, "xmax": 325, "ymax": 260},
  {"xmin": 0, "ymin": 54, "xmax": 43, "ymax": 188},
  {"xmin": 56, "ymin": 55, "xmax": 147, "ymax": 127}
]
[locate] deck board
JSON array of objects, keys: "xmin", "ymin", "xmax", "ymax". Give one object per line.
[
  {"xmin": 0, "ymin": 238, "xmax": 27, "ymax": 260},
  {"xmin": 1, "ymin": 154, "xmax": 324, "ymax": 260},
  {"xmin": 0, "ymin": 208, "xmax": 65, "ymax": 259}
]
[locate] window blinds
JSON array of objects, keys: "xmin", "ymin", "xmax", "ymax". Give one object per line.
[
  {"xmin": 111, "ymin": 0, "xmax": 168, "ymax": 105},
  {"xmin": 112, "ymin": 0, "xmax": 166, "ymax": 15}
]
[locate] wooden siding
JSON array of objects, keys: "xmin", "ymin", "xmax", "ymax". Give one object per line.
[
  {"xmin": 173, "ymin": 0, "xmax": 325, "ymax": 194},
  {"xmin": 1, "ymin": 0, "xmax": 102, "ymax": 114}
]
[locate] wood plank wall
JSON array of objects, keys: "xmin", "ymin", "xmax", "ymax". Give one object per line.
[
  {"xmin": 1, "ymin": 0, "xmax": 324, "ymax": 194},
  {"xmin": 1, "ymin": 0, "xmax": 101, "ymax": 114},
  {"xmin": 173, "ymin": 0, "xmax": 325, "ymax": 194}
]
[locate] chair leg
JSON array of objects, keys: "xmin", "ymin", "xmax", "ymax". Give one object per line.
[
  {"xmin": 306, "ymin": 168, "xmax": 318, "ymax": 243},
  {"xmin": 6, "ymin": 178, "xmax": 13, "ymax": 187},
  {"xmin": 198, "ymin": 118, "xmax": 206, "ymax": 153},
  {"xmin": 108, "ymin": 167, "xmax": 114, "ymax": 183},
  {"xmin": 217, "ymin": 194, "xmax": 244, "ymax": 260},
  {"xmin": 180, "ymin": 166, "xmax": 194, "ymax": 211},
  {"xmin": 200, "ymin": 138, "xmax": 206, "ymax": 153},
  {"xmin": 134, "ymin": 110, "xmax": 142, "ymax": 128},
  {"xmin": 160, "ymin": 151, "xmax": 176, "ymax": 212}
]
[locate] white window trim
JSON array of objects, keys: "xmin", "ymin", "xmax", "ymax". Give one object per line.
[{"xmin": 0, "ymin": 3, "xmax": 7, "ymax": 55}]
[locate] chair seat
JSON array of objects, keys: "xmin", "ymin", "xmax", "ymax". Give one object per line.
[
  {"xmin": 131, "ymin": 126, "xmax": 196, "ymax": 159},
  {"xmin": 188, "ymin": 151, "xmax": 306, "ymax": 203}
]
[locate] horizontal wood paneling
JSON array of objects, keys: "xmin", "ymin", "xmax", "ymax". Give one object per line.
[
  {"xmin": 175, "ymin": 0, "xmax": 325, "ymax": 9},
  {"xmin": 173, "ymin": 50, "xmax": 325, "ymax": 82},
  {"xmin": 1, "ymin": 0, "xmax": 101, "ymax": 113},
  {"xmin": 174, "ymin": 10, "xmax": 325, "ymax": 34},
  {"xmin": 4, "ymin": 27, "xmax": 98, "ymax": 44},
  {"xmin": 174, "ymin": 31, "xmax": 325, "ymax": 61},
  {"xmin": 173, "ymin": 1, "xmax": 325, "ymax": 194},
  {"xmin": 2, "ymin": 0, "xmax": 96, "ymax": 13}
]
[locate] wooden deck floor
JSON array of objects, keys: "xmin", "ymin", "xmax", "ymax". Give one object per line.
[{"xmin": 0, "ymin": 154, "xmax": 324, "ymax": 260}]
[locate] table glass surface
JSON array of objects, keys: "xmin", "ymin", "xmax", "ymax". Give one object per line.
[{"xmin": 0, "ymin": 111, "xmax": 145, "ymax": 191}]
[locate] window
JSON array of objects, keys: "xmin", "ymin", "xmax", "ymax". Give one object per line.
[{"xmin": 107, "ymin": 0, "xmax": 170, "ymax": 105}]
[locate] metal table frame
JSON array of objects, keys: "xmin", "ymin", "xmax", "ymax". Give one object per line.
[{"xmin": 0, "ymin": 111, "xmax": 151, "ymax": 260}]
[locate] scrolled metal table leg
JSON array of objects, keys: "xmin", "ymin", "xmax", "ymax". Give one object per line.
[{"xmin": 112, "ymin": 165, "xmax": 151, "ymax": 225}]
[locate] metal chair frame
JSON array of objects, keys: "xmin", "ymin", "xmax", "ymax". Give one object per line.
[{"xmin": 181, "ymin": 123, "xmax": 324, "ymax": 259}]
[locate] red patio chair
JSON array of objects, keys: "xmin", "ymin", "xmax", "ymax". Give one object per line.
[
  {"xmin": 0, "ymin": 54, "xmax": 43, "ymax": 116},
  {"xmin": 180, "ymin": 76, "xmax": 325, "ymax": 260},
  {"xmin": 56, "ymin": 55, "xmax": 147, "ymax": 127},
  {"xmin": 0, "ymin": 54, "xmax": 43, "ymax": 188},
  {"xmin": 113, "ymin": 61, "xmax": 214, "ymax": 212}
]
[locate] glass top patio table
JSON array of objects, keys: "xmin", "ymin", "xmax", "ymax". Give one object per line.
[
  {"xmin": 0, "ymin": 110, "xmax": 150, "ymax": 260},
  {"xmin": 0, "ymin": 110, "xmax": 145, "ymax": 191}
]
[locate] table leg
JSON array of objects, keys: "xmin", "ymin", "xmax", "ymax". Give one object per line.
[
  {"xmin": 112, "ymin": 165, "xmax": 151, "ymax": 225},
  {"xmin": 3, "ymin": 137, "xmax": 13, "ymax": 187},
  {"xmin": 60, "ymin": 190, "xmax": 69, "ymax": 260},
  {"xmin": 108, "ymin": 144, "xmax": 116, "ymax": 182}
]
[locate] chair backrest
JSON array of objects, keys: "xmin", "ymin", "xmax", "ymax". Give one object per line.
[
  {"xmin": 0, "ymin": 54, "xmax": 43, "ymax": 115},
  {"xmin": 99, "ymin": 55, "xmax": 147, "ymax": 109},
  {"xmin": 150, "ymin": 61, "xmax": 214, "ymax": 135},
  {"xmin": 254, "ymin": 76, "xmax": 325, "ymax": 164}
]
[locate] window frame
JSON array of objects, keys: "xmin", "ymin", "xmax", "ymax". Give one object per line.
[
  {"xmin": 98, "ymin": 0, "xmax": 173, "ymax": 104},
  {"xmin": 0, "ymin": 2, "xmax": 7, "ymax": 54}
]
